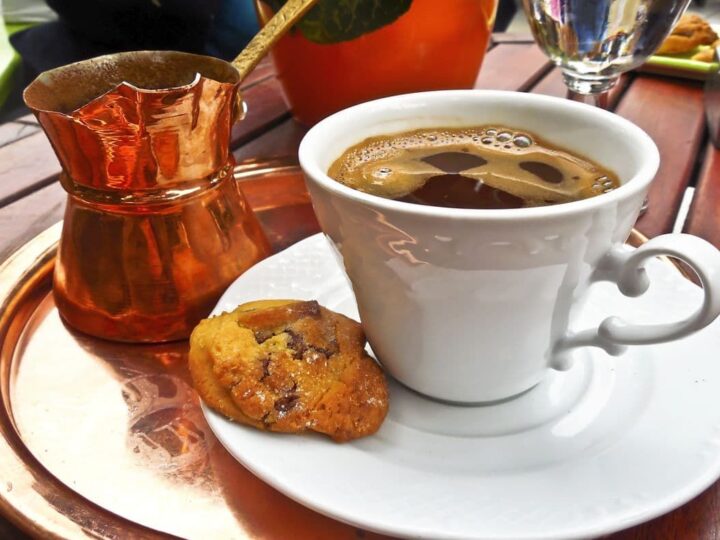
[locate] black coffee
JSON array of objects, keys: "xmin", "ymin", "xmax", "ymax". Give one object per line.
[{"xmin": 328, "ymin": 127, "xmax": 619, "ymax": 209}]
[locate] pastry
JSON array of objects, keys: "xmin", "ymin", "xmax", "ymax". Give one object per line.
[
  {"xmin": 657, "ymin": 13, "xmax": 718, "ymax": 55},
  {"xmin": 691, "ymin": 39, "xmax": 720, "ymax": 62},
  {"xmin": 189, "ymin": 299, "xmax": 389, "ymax": 442}
]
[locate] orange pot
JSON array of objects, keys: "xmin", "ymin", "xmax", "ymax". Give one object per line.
[{"xmin": 257, "ymin": 0, "xmax": 498, "ymax": 125}]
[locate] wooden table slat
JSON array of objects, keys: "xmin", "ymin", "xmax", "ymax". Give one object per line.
[
  {"xmin": 474, "ymin": 44, "xmax": 553, "ymax": 92},
  {"xmin": 615, "ymin": 76, "xmax": 705, "ymax": 238},
  {"xmin": 0, "ymin": 132, "xmax": 60, "ymax": 208},
  {"xmin": 231, "ymin": 76, "xmax": 291, "ymax": 150},
  {"xmin": 0, "ymin": 182, "xmax": 65, "ymax": 261},
  {"xmin": 9, "ymin": 113, "xmax": 39, "ymax": 125},
  {"xmin": 684, "ymin": 142, "xmax": 720, "ymax": 246},
  {"xmin": 234, "ymin": 118, "xmax": 308, "ymax": 163},
  {"xmin": 491, "ymin": 32, "xmax": 535, "ymax": 44},
  {"xmin": 240, "ymin": 57, "xmax": 277, "ymax": 88},
  {"xmin": 0, "ymin": 121, "xmax": 40, "ymax": 150}
]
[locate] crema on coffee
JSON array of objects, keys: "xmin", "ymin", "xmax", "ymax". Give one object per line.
[{"xmin": 328, "ymin": 126, "xmax": 620, "ymax": 209}]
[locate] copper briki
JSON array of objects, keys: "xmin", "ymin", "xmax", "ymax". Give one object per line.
[
  {"xmin": 21, "ymin": 0, "xmax": 318, "ymax": 342},
  {"xmin": 23, "ymin": 52, "xmax": 270, "ymax": 342}
]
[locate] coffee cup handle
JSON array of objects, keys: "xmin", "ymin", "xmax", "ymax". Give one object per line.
[{"xmin": 551, "ymin": 234, "xmax": 720, "ymax": 370}]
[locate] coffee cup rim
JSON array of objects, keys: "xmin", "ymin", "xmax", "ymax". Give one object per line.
[{"xmin": 299, "ymin": 90, "xmax": 660, "ymax": 220}]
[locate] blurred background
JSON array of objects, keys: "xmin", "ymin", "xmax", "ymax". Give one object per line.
[{"xmin": 0, "ymin": 0, "xmax": 715, "ymax": 121}]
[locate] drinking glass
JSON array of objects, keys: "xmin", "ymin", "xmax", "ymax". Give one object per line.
[{"xmin": 522, "ymin": 0, "xmax": 691, "ymax": 107}]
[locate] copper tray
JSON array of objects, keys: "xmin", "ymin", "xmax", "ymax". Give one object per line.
[{"xmin": 0, "ymin": 162, "xmax": 673, "ymax": 540}]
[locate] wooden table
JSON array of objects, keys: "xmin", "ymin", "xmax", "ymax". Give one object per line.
[{"xmin": 1, "ymin": 36, "xmax": 719, "ymax": 539}]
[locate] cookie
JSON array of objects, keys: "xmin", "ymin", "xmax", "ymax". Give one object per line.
[
  {"xmin": 189, "ymin": 300, "xmax": 389, "ymax": 442},
  {"xmin": 657, "ymin": 13, "xmax": 718, "ymax": 55}
]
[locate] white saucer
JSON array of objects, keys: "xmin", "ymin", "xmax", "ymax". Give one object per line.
[{"xmin": 205, "ymin": 233, "xmax": 720, "ymax": 539}]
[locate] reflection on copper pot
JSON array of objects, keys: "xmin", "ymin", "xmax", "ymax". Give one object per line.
[{"xmin": 24, "ymin": 51, "xmax": 270, "ymax": 342}]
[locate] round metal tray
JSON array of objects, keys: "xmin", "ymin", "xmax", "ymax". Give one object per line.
[
  {"xmin": 0, "ymin": 162, "xmax": 678, "ymax": 539},
  {"xmin": 0, "ymin": 162, "xmax": 380, "ymax": 540}
]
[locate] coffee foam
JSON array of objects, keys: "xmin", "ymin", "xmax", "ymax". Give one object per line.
[{"xmin": 328, "ymin": 127, "xmax": 619, "ymax": 207}]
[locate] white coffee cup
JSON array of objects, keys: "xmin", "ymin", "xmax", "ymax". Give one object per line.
[{"xmin": 299, "ymin": 90, "xmax": 720, "ymax": 403}]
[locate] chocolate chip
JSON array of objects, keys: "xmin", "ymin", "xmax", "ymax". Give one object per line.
[
  {"xmin": 274, "ymin": 394, "xmax": 299, "ymax": 413},
  {"xmin": 303, "ymin": 344, "xmax": 337, "ymax": 362},
  {"xmin": 259, "ymin": 358, "xmax": 271, "ymax": 381},
  {"xmin": 316, "ymin": 336, "xmax": 339, "ymax": 357},
  {"xmin": 254, "ymin": 329, "xmax": 273, "ymax": 344},
  {"xmin": 287, "ymin": 300, "xmax": 322, "ymax": 319},
  {"xmin": 285, "ymin": 329, "xmax": 307, "ymax": 359}
]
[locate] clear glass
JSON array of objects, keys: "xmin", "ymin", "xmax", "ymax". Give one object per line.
[{"xmin": 522, "ymin": 0, "xmax": 691, "ymax": 107}]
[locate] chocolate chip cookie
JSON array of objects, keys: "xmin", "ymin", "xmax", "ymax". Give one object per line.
[{"xmin": 189, "ymin": 300, "xmax": 388, "ymax": 442}]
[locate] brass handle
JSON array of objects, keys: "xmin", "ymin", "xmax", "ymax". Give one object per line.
[{"xmin": 232, "ymin": 0, "xmax": 319, "ymax": 81}]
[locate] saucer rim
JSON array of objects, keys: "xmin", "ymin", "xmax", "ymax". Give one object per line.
[{"xmin": 204, "ymin": 404, "xmax": 720, "ymax": 540}]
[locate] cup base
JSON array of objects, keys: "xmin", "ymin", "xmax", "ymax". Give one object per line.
[
  {"xmin": 391, "ymin": 375, "xmax": 540, "ymax": 407},
  {"xmin": 387, "ymin": 351, "xmax": 595, "ymax": 438}
]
